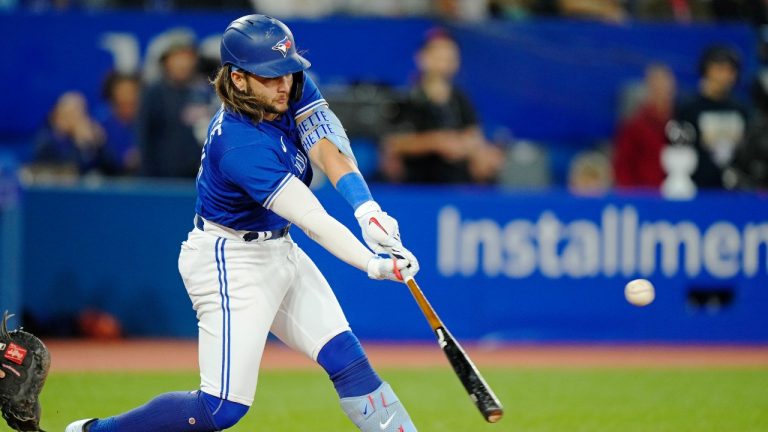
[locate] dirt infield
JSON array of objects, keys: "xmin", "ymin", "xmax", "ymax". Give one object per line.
[{"xmin": 45, "ymin": 339, "xmax": 768, "ymax": 372}]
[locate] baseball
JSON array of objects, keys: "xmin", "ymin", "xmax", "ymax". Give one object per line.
[{"xmin": 624, "ymin": 279, "xmax": 655, "ymax": 307}]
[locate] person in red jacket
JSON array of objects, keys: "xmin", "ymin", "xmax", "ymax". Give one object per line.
[{"xmin": 613, "ymin": 63, "xmax": 677, "ymax": 189}]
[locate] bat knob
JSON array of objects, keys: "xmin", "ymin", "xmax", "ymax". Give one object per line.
[{"xmin": 485, "ymin": 408, "xmax": 504, "ymax": 423}]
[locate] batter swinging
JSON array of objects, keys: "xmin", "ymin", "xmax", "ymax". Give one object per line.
[{"xmin": 67, "ymin": 14, "xmax": 419, "ymax": 432}]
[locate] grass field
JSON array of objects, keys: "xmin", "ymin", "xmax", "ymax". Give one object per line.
[{"xmin": 41, "ymin": 367, "xmax": 768, "ymax": 431}]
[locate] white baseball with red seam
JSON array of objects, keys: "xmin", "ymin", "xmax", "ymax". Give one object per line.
[{"xmin": 624, "ymin": 279, "xmax": 655, "ymax": 307}]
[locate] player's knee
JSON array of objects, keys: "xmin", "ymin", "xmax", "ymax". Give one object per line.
[
  {"xmin": 201, "ymin": 392, "xmax": 249, "ymax": 429},
  {"xmin": 318, "ymin": 331, "xmax": 383, "ymax": 398},
  {"xmin": 212, "ymin": 401, "xmax": 248, "ymax": 430},
  {"xmin": 317, "ymin": 330, "xmax": 366, "ymax": 375}
]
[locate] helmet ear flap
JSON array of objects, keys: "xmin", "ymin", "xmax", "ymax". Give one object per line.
[{"xmin": 291, "ymin": 71, "xmax": 305, "ymax": 102}]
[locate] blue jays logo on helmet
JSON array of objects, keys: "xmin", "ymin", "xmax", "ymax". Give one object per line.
[
  {"xmin": 271, "ymin": 36, "xmax": 292, "ymax": 58},
  {"xmin": 220, "ymin": 14, "xmax": 310, "ymax": 78}
]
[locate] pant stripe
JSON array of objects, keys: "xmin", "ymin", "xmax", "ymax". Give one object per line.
[
  {"xmin": 221, "ymin": 238, "xmax": 232, "ymax": 400},
  {"xmin": 215, "ymin": 237, "xmax": 230, "ymax": 400}
]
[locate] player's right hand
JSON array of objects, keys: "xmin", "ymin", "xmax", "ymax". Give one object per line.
[{"xmin": 367, "ymin": 256, "xmax": 411, "ymax": 282}]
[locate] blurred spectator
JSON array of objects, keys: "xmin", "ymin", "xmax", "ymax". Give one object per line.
[
  {"xmin": 557, "ymin": 0, "xmax": 627, "ymax": 22},
  {"xmin": 746, "ymin": 0, "xmax": 768, "ymax": 27},
  {"xmin": 497, "ymin": 138, "xmax": 552, "ymax": 188},
  {"xmin": 93, "ymin": 0, "xmax": 250, "ymax": 10},
  {"xmin": 633, "ymin": 0, "xmax": 711, "ymax": 22},
  {"xmin": 248, "ymin": 0, "xmax": 337, "ymax": 17},
  {"xmin": 344, "ymin": 0, "xmax": 430, "ymax": 16},
  {"xmin": 252, "ymin": 0, "xmax": 488, "ymax": 19},
  {"xmin": 137, "ymin": 28, "xmax": 214, "ymax": 178},
  {"xmin": 672, "ymin": 44, "xmax": 748, "ymax": 189},
  {"xmin": 198, "ymin": 34, "xmax": 223, "ymax": 81},
  {"xmin": 488, "ymin": 0, "xmax": 536, "ymax": 20},
  {"xmin": 633, "ymin": 0, "xmax": 755, "ymax": 22},
  {"xmin": 709, "ymin": 0, "xmax": 750, "ymax": 21},
  {"xmin": 382, "ymin": 29, "xmax": 504, "ymax": 184},
  {"xmin": 568, "ymin": 149, "xmax": 613, "ymax": 195},
  {"xmin": 95, "ymin": 71, "xmax": 142, "ymax": 176},
  {"xmin": 26, "ymin": 91, "xmax": 112, "ymax": 180},
  {"xmin": 729, "ymin": 72, "xmax": 768, "ymax": 190},
  {"xmin": 613, "ymin": 63, "xmax": 677, "ymax": 189},
  {"xmin": 432, "ymin": 0, "xmax": 489, "ymax": 20}
]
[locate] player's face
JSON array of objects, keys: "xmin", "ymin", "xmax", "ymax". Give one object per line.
[{"xmin": 245, "ymin": 73, "xmax": 293, "ymax": 115}]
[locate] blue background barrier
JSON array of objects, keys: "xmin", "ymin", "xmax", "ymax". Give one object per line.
[
  {"xmin": 19, "ymin": 181, "xmax": 768, "ymax": 342},
  {"xmin": 1, "ymin": 13, "xmax": 764, "ymax": 342},
  {"xmin": 0, "ymin": 13, "xmax": 757, "ymax": 146},
  {"xmin": 0, "ymin": 156, "xmax": 21, "ymax": 321}
]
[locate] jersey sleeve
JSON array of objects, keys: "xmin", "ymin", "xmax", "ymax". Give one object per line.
[
  {"xmin": 293, "ymin": 72, "xmax": 327, "ymax": 119},
  {"xmin": 218, "ymin": 145, "xmax": 293, "ymax": 209}
]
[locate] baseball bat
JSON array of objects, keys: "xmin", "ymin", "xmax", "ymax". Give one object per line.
[{"xmin": 400, "ymin": 268, "xmax": 504, "ymax": 423}]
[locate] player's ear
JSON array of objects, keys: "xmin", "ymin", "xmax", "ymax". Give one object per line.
[{"xmin": 231, "ymin": 70, "xmax": 247, "ymax": 92}]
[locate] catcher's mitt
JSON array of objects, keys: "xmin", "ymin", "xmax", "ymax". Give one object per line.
[{"xmin": 0, "ymin": 312, "xmax": 50, "ymax": 432}]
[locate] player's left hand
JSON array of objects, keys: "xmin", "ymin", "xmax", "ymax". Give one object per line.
[
  {"xmin": 355, "ymin": 201, "xmax": 401, "ymax": 254},
  {"xmin": 366, "ymin": 247, "xmax": 419, "ymax": 282},
  {"xmin": 384, "ymin": 243, "xmax": 420, "ymax": 278},
  {"xmin": 367, "ymin": 256, "xmax": 410, "ymax": 282}
]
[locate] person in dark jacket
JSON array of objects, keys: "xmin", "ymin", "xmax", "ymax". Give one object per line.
[
  {"xmin": 671, "ymin": 44, "xmax": 748, "ymax": 189},
  {"xmin": 137, "ymin": 29, "xmax": 215, "ymax": 178}
]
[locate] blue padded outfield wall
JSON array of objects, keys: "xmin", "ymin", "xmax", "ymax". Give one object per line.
[
  {"xmin": 0, "ymin": 13, "xmax": 757, "ymax": 146},
  {"xmin": 20, "ymin": 182, "xmax": 768, "ymax": 342}
]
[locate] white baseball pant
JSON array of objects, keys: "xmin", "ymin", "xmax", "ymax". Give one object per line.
[{"xmin": 178, "ymin": 226, "xmax": 350, "ymax": 406}]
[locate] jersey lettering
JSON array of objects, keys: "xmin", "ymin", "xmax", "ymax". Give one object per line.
[
  {"xmin": 207, "ymin": 110, "xmax": 225, "ymax": 145},
  {"xmin": 196, "ymin": 146, "xmax": 207, "ymax": 182},
  {"xmin": 298, "ymin": 110, "xmax": 337, "ymax": 152},
  {"xmin": 293, "ymin": 150, "xmax": 307, "ymax": 175}
]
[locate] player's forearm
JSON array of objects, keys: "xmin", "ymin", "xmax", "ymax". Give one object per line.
[
  {"xmin": 307, "ymin": 138, "xmax": 377, "ymax": 213},
  {"xmin": 309, "ymin": 138, "xmax": 359, "ymax": 185}
]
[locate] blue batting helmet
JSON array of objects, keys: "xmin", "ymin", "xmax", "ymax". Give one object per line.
[{"xmin": 220, "ymin": 14, "xmax": 311, "ymax": 78}]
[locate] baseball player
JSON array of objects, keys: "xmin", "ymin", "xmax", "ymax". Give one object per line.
[{"xmin": 67, "ymin": 14, "xmax": 419, "ymax": 432}]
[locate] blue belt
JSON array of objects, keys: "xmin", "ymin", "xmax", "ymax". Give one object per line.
[{"xmin": 195, "ymin": 215, "xmax": 290, "ymax": 242}]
